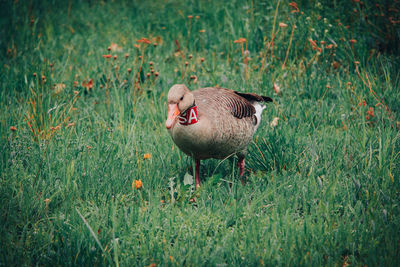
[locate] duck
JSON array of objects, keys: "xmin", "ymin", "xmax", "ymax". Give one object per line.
[{"xmin": 165, "ymin": 84, "xmax": 272, "ymax": 188}]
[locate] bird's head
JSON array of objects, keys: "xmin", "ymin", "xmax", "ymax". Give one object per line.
[{"xmin": 165, "ymin": 84, "xmax": 195, "ymax": 129}]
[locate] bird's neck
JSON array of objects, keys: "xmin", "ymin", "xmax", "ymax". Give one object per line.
[{"xmin": 178, "ymin": 105, "xmax": 199, "ymax": 125}]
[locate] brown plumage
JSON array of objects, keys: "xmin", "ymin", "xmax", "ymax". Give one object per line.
[{"xmin": 165, "ymin": 84, "xmax": 272, "ymax": 187}]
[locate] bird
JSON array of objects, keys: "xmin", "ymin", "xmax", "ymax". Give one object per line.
[{"xmin": 165, "ymin": 84, "xmax": 272, "ymax": 188}]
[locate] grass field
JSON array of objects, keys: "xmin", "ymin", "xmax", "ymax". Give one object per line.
[{"xmin": 1, "ymin": 0, "xmax": 400, "ymax": 265}]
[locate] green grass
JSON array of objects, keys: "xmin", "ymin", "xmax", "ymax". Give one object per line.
[{"xmin": 1, "ymin": 0, "xmax": 400, "ymax": 265}]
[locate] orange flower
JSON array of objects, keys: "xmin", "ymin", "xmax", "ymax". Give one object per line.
[
  {"xmin": 137, "ymin": 37, "xmax": 151, "ymax": 44},
  {"xmin": 289, "ymin": 2, "xmax": 299, "ymax": 13},
  {"xmin": 309, "ymin": 39, "xmax": 321, "ymax": 52},
  {"xmin": 102, "ymin": 54, "xmax": 112, "ymax": 58},
  {"xmin": 279, "ymin": 22, "xmax": 288, "ymax": 28},
  {"xmin": 134, "ymin": 44, "xmax": 140, "ymax": 49},
  {"xmin": 10, "ymin": 126, "xmax": 17, "ymax": 132},
  {"xmin": 82, "ymin": 79, "xmax": 93, "ymax": 91},
  {"xmin": 273, "ymin": 83, "xmax": 281, "ymax": 94},
  {"xmin": 134, "ymin": 179, "xmax": 143, "ymax": 189},
  {"xmin": 349, "ymin": 39, "xmax": 357, "ymax": 44},
  {"xmin": 233, "ymin": 38, "xmax": 246, "ymax": 44},
  {"xmin": 367, "ymin": 107, "xmax": 374, "ymax": 117},
  {"xmin": 187, "ymin": 15, "xmax": 193, "ymax": 19},
  {"xmin": 143, "ymin": 153, "xmax": 152, "ymax": 159}
]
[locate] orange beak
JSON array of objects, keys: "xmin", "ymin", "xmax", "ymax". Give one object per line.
[{"xmin": 165, "ymin": 104, "xmax": 180, "ymax": 129}]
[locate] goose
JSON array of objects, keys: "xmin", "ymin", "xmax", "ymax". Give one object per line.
[{"xmin": 165, "ymin": 84, "xmax": 272, "ymax": 188}]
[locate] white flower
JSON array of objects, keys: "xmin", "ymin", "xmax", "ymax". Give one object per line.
[{"xmin": 270, "ymin": 117, "xmax": 279, "ymax": 128}]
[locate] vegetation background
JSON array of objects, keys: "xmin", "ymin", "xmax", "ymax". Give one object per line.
[{"xmin": 1, "ymin": 0, "xmax": 399, "ymax": 265}]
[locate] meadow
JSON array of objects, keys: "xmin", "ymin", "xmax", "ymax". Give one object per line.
[{"xmin": 1, "ymin": 0, "xmax": 399, "ymax": 265}]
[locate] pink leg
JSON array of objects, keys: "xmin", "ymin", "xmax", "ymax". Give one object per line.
[
  {"xmin": 195, "ymin": 159, "xmax": 201, "ymax": 188},
  {"xmin": 238, "ymin": 157, "xmax": 245, "ymax": 185}
]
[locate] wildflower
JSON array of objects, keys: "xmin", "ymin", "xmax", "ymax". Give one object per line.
[
  {"xmin": 134, "ymin": 44, "xmax": 140, "ymax": 49},
  {"xmin": 86, "ymin": 145, "xmax": 93, "ymax": 149},
  {"xmin": 82, "ymin": 79, "xmax": 93, "ymax": 91},
  {"xmin": 153, "ymin": 43, "xmax": 158, "ymax": 47},
  {"xmin": 42, "ymin": 75, "xmax": 46, "ymax": 80},
  {"xmin": 110, "ymin": 43, "xmax": 122, "ymax": 52},
  {"xmin": 234, "ymin": 37, "xmax": 246, "ymax": 44},
  {"xmin": 190, "ymin": 75, "xmax": 198, "ymax": 83},
  {"xmin": 107, "ymin": 46, "xmax": 111, "ymax": 51},
  {"xmin": 33, "ymin": 73, "xmax": 37, "ymax": 77},
  {"xmin": 137, "ymin": 37, "xmax": 151, "ymax": 44},
  {"xmin": 102, "ymin": 54, "xmax": 112, "ymax": 59},
  {"xmin": 146, "ymin": 73, "xmax": 151, "ymax": 78},
  {"xmin": 270, "ymin": 117, "xmax": 279, "ymax": 127},
  {"xmin": 67, "ymin": 122, "xmax": 75, "ymax": 128},
  {"xmin": 155, "ymin": 72, "xmax": 159, "ymax": 77},
  {"xmin": 367, "ymin": 107, "xmax": 374, "ymax": 117},
  {"xmin": 143, "ymin": 153, "xmax": 152, "ymax": 159},
  {"xmin": 187, "ymin": 15, "xmax": 193, "ymax": 19},
  {"xmin": 125, "ymin": 53, "xmax": 129, "ymax": 59},
  {"xmin": 128, "ymin": 68, "xmax": 132, "ymax": 73},
  {"xmin": 362, "ymin": 100, "xmax": 366, "ymax": 106},
  {"xmin": 289, "ymin": 2, "xmax": 299, "ymax": 13},
  {"xmin": 10, "ymin": 126, "xmax": 17, "ymax": 132},
  {"xmin": 200, "ymin": 57, "xmax": 205, "ymax": 62},
  {"xmin": 349, "ymin": 39, "xmax": 357, "ymax": 44},
  {"xmin": 133, "ymin": 179, "xmax": 143, "ymax": 189},
  {"xmin": 113, "ymin": 55, "xmax": 117, "ymax": 60},
  {"xmin": 325, "ymin": 44, "xmax": 333, "ymax": 49},
  {"xmin": 73, "ymin": 81, "xmax": 78, "ymax": 87},
  {"xmin": 185, "ymin": 61, "xmax": 189, "ymax": 66},
  {"xmin": 149, "ymin": 61, "xmax": 153, "ymax": 66},
  {"xmin": 279, "ymin": 22, "xmax": 288, "ymax": 28},
  {"xmin": 273, "ymin": 83, "xmax": 281, "ymax": 94},
  {"xmin": 188, "ymin": 54, "xmax": 193, "ymax": 59},
  {"xmin": 354, "ymin": 61, "xmax": 360, "ymax": 65},
  {"xmin": 50, "ymin": 125, "xmax": 61, "ymax": 131},
  {"xmin": 332, "ymin": 61, "xmax": 340, "ymax": 69},
  {"xmin": 366, "ymin": 115, "xmax": 370, "ymax": 120},
  {"xmin": 199, "ymin": 29, "xmax": 206, "ymax": 33}
]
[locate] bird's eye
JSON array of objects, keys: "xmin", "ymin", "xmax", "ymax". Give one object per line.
[{"xmin": 180, "ymin": 96, "xmax": 184, "ymax": 100}]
